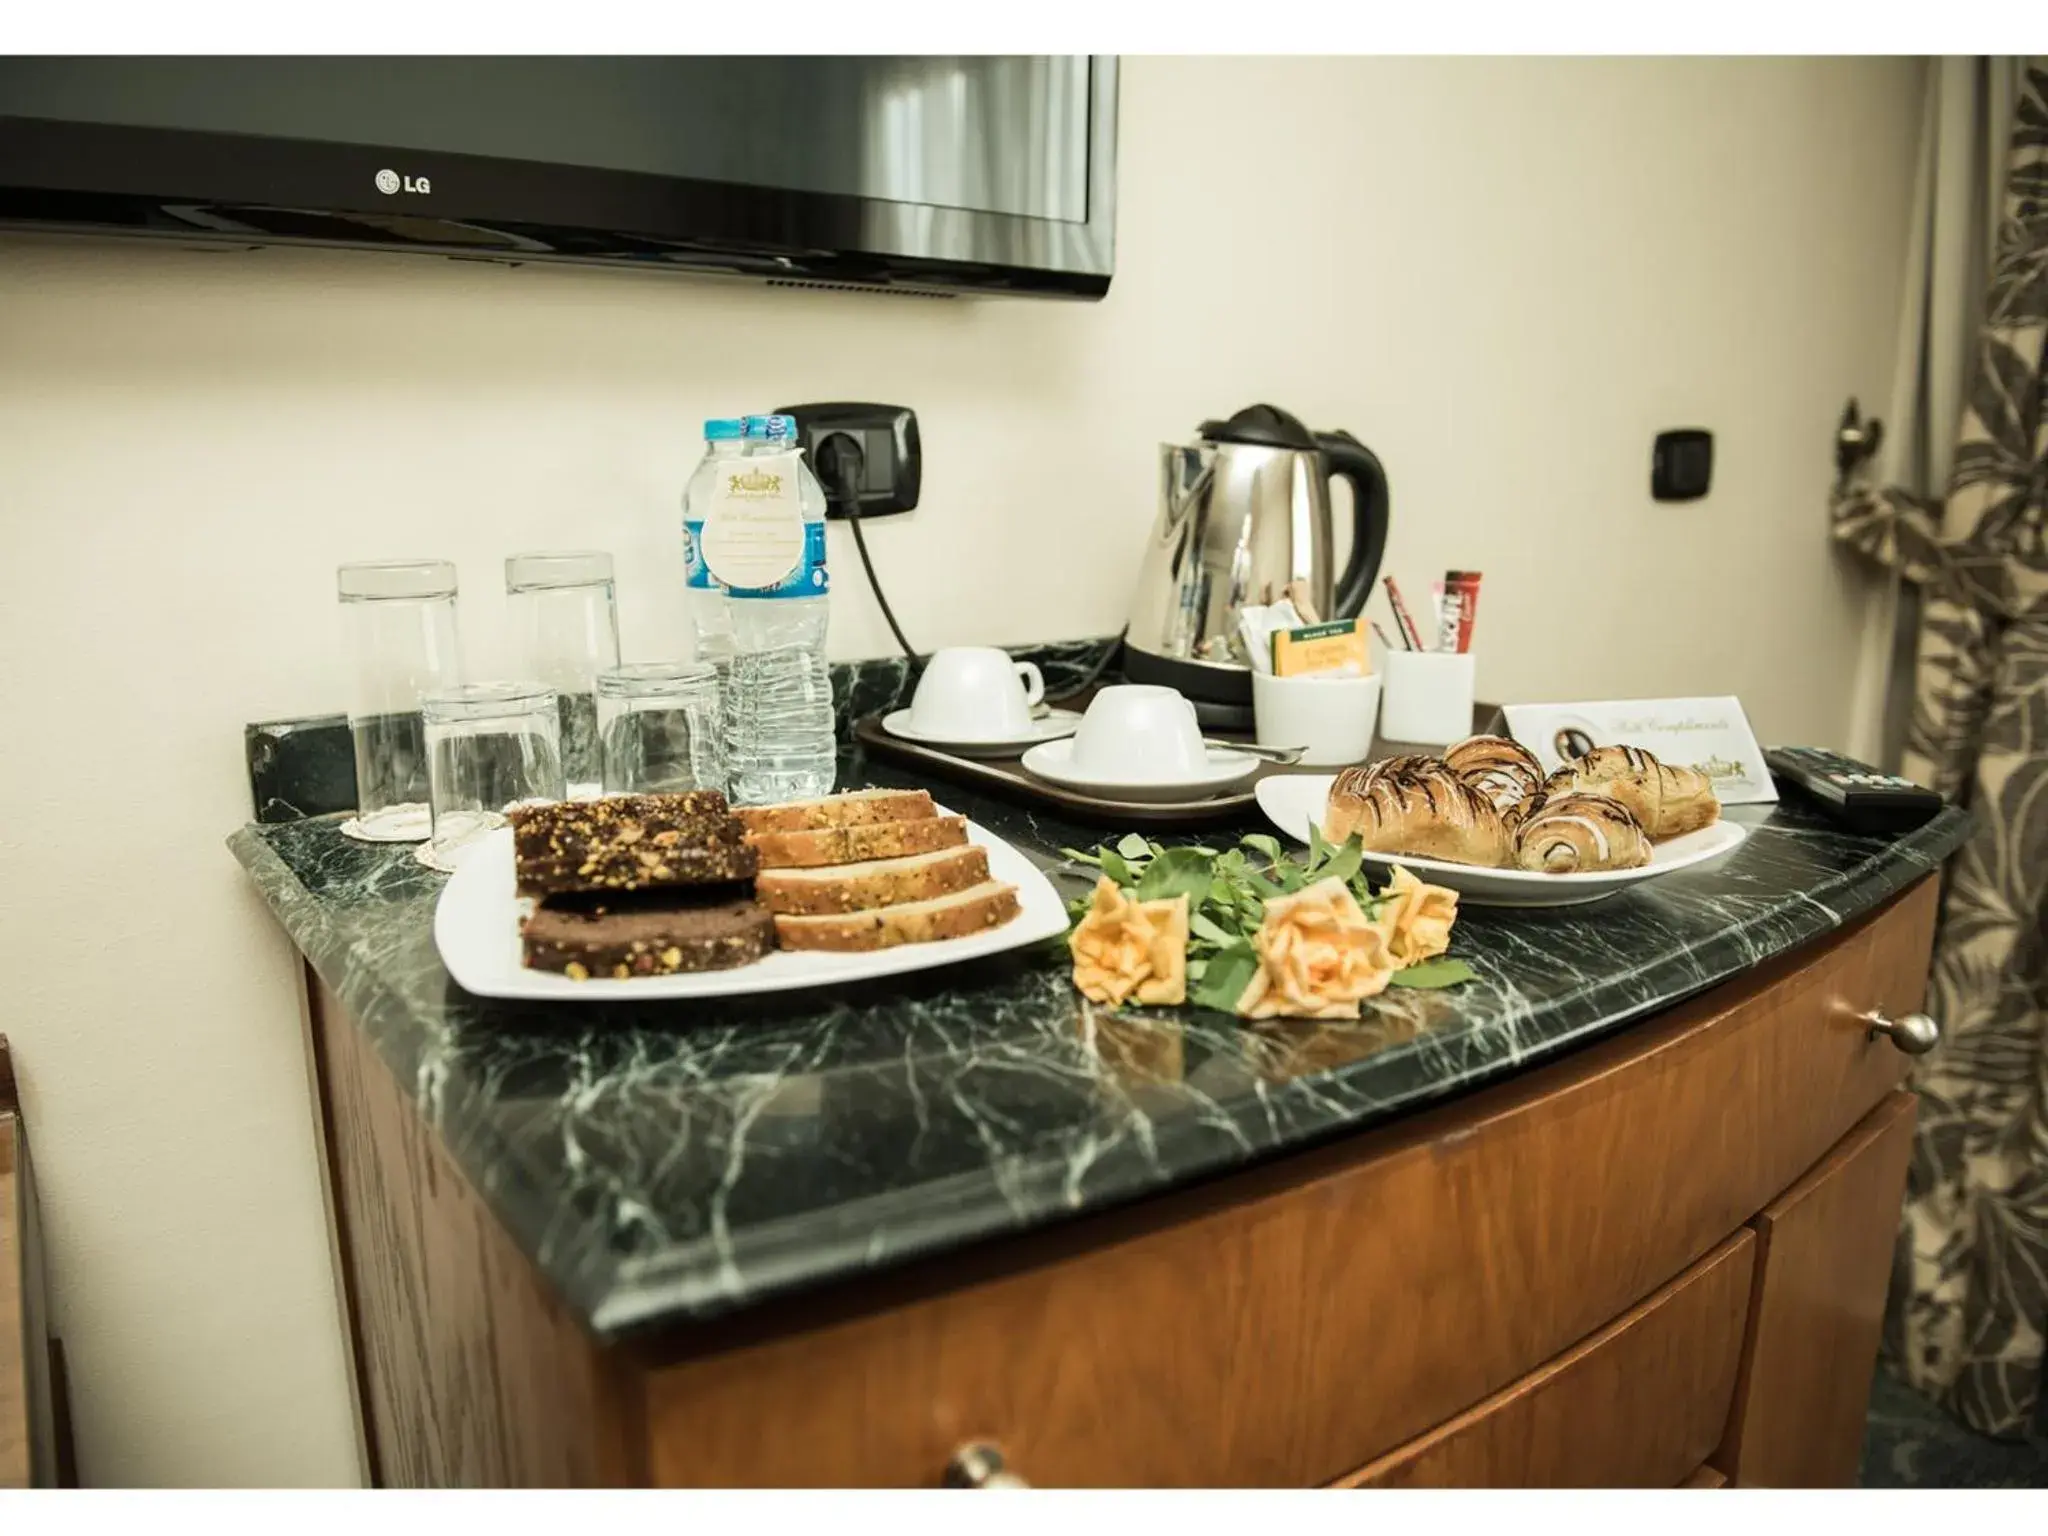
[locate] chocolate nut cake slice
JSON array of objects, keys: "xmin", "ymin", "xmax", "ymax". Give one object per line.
[
  {"xmin": 511, "ymin": 790, "xmax": 756, "ymax": 896},
  {"xmin": 522, "ymin": 889, "xmax": 774, "ymax": 979}
]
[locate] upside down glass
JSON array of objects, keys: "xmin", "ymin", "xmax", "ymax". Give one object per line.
[
  {"xmin": 597, "ymin": 662, "xmax": 724, "ymax": 795},
  {"xmin": 338, "ymin": 559, "xmax": 465, "ymax": 841},
  {"xmin": 506, "ymin": 551, "xmax": 620, "ymax": 800},
  {"xmin": 422, "ymin": 682, "xmax": 566, "ymax": 868}
]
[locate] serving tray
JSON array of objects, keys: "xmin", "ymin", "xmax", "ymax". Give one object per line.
[
  {"xmin": 854, "ymin": 714, "xmax": 1266, "ymax": 826},
  {"xmin": 854, "ymin": 694, "xmax": 1505, "ymax": 830}
]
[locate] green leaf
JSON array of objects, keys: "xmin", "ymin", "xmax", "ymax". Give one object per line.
[
  {"xmin": 1099, "ymin": 848, "xmax": 1134, "ymax": 887},
  {"xmin": 1239, "ymin": 833, "xmax": 1284, "ymax": 864},
  {"xmin": 1135, "ymin": 846, "xmax": 1216, "ymax": 905},
  {"xmin": 1306, "ymin": 822, "xmax": 1332, "ymax": 875},
  {"xmin": 1190, "ymin": 942, "xmax": 1259, "ymax": 1012},
  {"xmin": 1389, "ymin": 958, "xmax": 1478, "ymax": 990},
  {"xmin": 1059, "ymin": 846, "xmax": 1103, "ymax": 867},
  {"xmin": 1319, "ymin": 835, "xmax": 1364, "ymax": 888},
  {"xmin": 1188, "ymin": 910, "xmax": 1239, "ymax": 948},
  {"xmin": 1214, "ymin": 848, "xmax": 1248, "ymax": 878},
  {"xmin": 1246, "ymin": 870, "xmax": 1286, "ymax": 898},
  {"xmin": 1115, "ymin": 832, "xmax": 1154, "ymax": 861},
  {"xmin": 1185, "ymin": 957, "xmax": 1208, "ymax": 982}
]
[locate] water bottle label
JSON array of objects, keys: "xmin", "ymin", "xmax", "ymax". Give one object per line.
[
  {"xmin": 702, "ymin": 450, "xmax": 804, "ymax": 590},
  {"xmin": 728, "ymin": 521, "xmax": 829, "ymax": 599},
  {"xmin": 682, "ymin": 520, "xmax": 716, "ymax": 591}
]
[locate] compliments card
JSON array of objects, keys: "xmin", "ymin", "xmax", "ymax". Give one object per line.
[{"xmin": 1500, "ymin": 696, "xmax": 1777, "ymax": 805}]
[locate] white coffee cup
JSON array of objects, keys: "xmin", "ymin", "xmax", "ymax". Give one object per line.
[
  {"xmin": 908, "ymin": 647, "xmax": 1045, "ymax": 740},
  {"xmin": 1069, "ymin": 684, "xmax": 1207, "ymax": 781},
  {"xmin": 1379, "ymin": 650, "xmax": 1477, "ymax": 745},
  {"xmin": 1252, "ymin": 671, "xmax": 1383, "ymax": 767}
]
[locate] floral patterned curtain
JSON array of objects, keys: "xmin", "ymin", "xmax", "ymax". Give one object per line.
[{"xmin": 1831, "ymin": 61, "xmax": 2048, "ymax": 1440}]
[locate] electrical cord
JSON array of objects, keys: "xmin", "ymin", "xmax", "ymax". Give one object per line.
[
  {"xmin": 1044, "ymin": 627, "xmax": 1127, "ymax": 705},
  {"xmin": 810, "ymin": 429, "xmax": 1124, "ymax": 692},
  {"xmin": 816, "ymin": 431, "xmax": 920, "ymax": 665}
]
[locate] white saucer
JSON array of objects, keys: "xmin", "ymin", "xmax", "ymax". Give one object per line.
[
  {"xmin": 1019, "ymin": 738, "xmax": 1261, "ymax": 802},
  {"xmin": 882, "ymin": 707, "xmax": 1081, "ymax": 758}
]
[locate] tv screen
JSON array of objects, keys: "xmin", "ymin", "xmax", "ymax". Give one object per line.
[{"xmin": 0, "ymin": 56, "xmax": 1118, "ymax": 297}]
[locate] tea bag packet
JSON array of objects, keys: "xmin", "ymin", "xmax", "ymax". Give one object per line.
[
  {"xmin": 1237, "ymin": 598, "xmax": 1305, "ymax": 674},
  {"xmin": 1272, "ymin": 618, "xmax": 1369, "ymax": 677}
]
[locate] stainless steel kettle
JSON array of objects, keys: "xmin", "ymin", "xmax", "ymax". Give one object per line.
[{"xmin": 1123, "ymin": 403, "xmax": 1390, "ymax": 717}]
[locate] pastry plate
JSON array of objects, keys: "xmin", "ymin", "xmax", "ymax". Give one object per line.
[
  {"xmin": 1254, "ymin": 773, "xmax": 1749, "ymax": 907},
  {"xmin": 1019, "ymin": 739, "xmax": 1262, "ymax": 803},
  {"xmin": 880, "ymin": 706, "xmax": 1082, "ymax": 757},
  {"xmin": 434, "ymin": 815, "xmax": 1069, "ymax": 1001}
]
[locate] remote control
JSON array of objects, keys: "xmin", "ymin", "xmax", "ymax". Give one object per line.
[{"xmin": 1764, "ymin": 745, "xmax": 1945, "ymax": 834}]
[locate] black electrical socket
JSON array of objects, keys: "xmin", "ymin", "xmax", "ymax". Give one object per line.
[
  {"xmin": 772, "ymin": 402, "xmax": 921, "ymax": 520},
  {"xmin": 1652, "ymin": 428, "xmax": 1713, "ymax": 501}
]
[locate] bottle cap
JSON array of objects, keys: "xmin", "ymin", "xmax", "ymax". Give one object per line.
[
  {"xmin": 703, "ymin": 418, "xmax": 744, "ymax": 441},
  {"xmin": 744, "ymin": 414, "xmax": 797, "ymax": 441}
]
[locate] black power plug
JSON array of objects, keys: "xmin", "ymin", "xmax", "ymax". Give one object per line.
[
  {"xmin": 772, "ymin": 401, "xmax": 923, "ymax": 661},
  {"xmin": 772, "ymin": 402, "xmax": 920, "ymax": 520}
]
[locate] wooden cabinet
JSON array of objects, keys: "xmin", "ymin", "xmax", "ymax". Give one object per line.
[
  {"xmin": 304, "ymin": 877, "xmax": 1939, "ymax": 1488},
  {"xmin": 1, "ymin": 1038, "xmax": 62, "ymax": 1489},
  {"xmin": 1714, "ymin": 1092, "xmax": 1919, "ymax": 1486},
  {"xmin": 1339, "ymin": 1232, "xmax": 1756, "ymax": 1488}
]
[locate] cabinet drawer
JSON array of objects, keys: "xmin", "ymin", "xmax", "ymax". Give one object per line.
[
  {"xmin": 642, "ymin": 878, "xmax": 1937, "ymax": 1487},
  {"xmin": 1715, "ymin": 1092, "xmax": 1918, "ymax": 1486},
  {"xmin": 1339, "ymin": 1231, "xmax": 1754, "ymax": 1487}
]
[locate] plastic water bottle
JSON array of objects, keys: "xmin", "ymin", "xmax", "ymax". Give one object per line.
[
  {"xmin": 721, "ymin": 414, "xmax": 836, "ymax": 804},
  {"xmin": 681, "ymin": 417, "xmax": 744, "ymax": 685}
]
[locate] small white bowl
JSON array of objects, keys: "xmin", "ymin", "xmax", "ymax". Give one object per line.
[{"xmin": 1252, "ymin": 671, "xmax": 1382, "ymax": 767}]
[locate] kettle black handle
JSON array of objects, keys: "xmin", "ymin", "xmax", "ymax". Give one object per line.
[{"xmin": 1317, "ymin": 429, "xmax": 1390, "ymax": 620}]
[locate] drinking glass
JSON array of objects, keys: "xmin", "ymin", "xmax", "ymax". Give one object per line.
[
  {"xmin": 597, "ymin": 662, "xmax": 724, "ymax": 795},
  {"xmin": 422, "ymin": 682, "xmax": 566, "ymax": 869},
  {"xmin": 338, "ymin": 559, "xmax": 464, "ymax": 841},
  {"xmin": 506, "ymin": 551, "xmax": 620, "ymax": 800}
]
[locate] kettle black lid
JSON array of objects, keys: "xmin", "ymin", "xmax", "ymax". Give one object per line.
[{"xmin": 1198, "ymin": 403, "xmax": 1319, "ymax": 450}]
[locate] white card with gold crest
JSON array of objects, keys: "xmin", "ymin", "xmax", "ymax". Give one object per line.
[{"xmin": 1500, "ymin": 696, "xmax": 1778, "ymax": 805}]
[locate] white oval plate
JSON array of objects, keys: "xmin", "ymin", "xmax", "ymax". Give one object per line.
[
  {"xmin": 434, "ymin": 815, "xmax": 1069, "ymax": 1001},
  {"xmin": 1020, "ymin": 738, "xmax": 1261, "ymax": 803},
  {"xmin": 881, "ymin": 706, "xmax": 1082, "ymax": 758},
  {"xmin": 1253, "ymin": 772, "xmax": 1749, "ymax": 907}
]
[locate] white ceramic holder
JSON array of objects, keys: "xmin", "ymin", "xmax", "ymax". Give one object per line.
[
  {"xmin": 1251, "ymin": 672, "xmax": 1382, "ymax": 767},
  {"xmin": 1379, "ymin": 650, "xmax": 1477, "ymax": 746}
]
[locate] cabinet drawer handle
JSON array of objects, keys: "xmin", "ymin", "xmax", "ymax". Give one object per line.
[
  {"xmin": 1862, "ymin": 1009, "xmax": 1940, "ymax": 1055},
  {"xmin": 945, "ymin": 1442, "xmax": 1030, "ymax": 1488}
]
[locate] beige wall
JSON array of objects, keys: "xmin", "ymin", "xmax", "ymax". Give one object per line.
[{"xmin": 0, "ymin": 55, "xmax": 1922, "ymax": 1485}]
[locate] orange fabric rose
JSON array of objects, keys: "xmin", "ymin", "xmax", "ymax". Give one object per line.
[
  {"xmin": 1236, "ymin": 876, "xmax": 1397, "ymax": 1020},
  {"xmin": 1069, "ymin": 877, "xmax": 1190, "ymax": 1007},
  {"xmin": 1376, "ymin": 864, "xmax": 1460, "ymax": 967}
]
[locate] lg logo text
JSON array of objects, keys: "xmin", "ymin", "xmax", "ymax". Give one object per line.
[{"xmin": 375, "ymin": 169, "xmax": 431, "ymax": 196}]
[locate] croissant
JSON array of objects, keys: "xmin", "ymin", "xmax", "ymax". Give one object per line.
[
  {"xmin": 1324, "ymin": 758, "xmax": 1514, "ymax": 867},
  {"xmin": 1444, "ymin": 735, "xmax": 1546, "ymax": 825},
  {"xmin": 1546, "ymin": 745, "xmax": 1719, "ymax": 840},
  {"xmin": 1515, "ymin": 790, "xmax": 1652, "ymax": 873}
]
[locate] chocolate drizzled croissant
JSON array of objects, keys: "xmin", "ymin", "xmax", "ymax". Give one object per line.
[
  {"xmin": 1544, "ymin": 745, "xmax": 1719, "ymax": 841},
  {"xmin": 1444, "ymin": 734, "xmax": 1547, "ymax": 826},
  {"xmin": 1325, "ymin": 758, "xmax": 1514, "ymax": 868},
  {"xmin": 1514, "ymin": 790, "xmax": 1652, "ymax": 873}
]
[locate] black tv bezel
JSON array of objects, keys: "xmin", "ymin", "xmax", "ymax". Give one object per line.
[{"xmin": 0, "ymin": 58, "xmax": 1117, "ymax": 299}]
